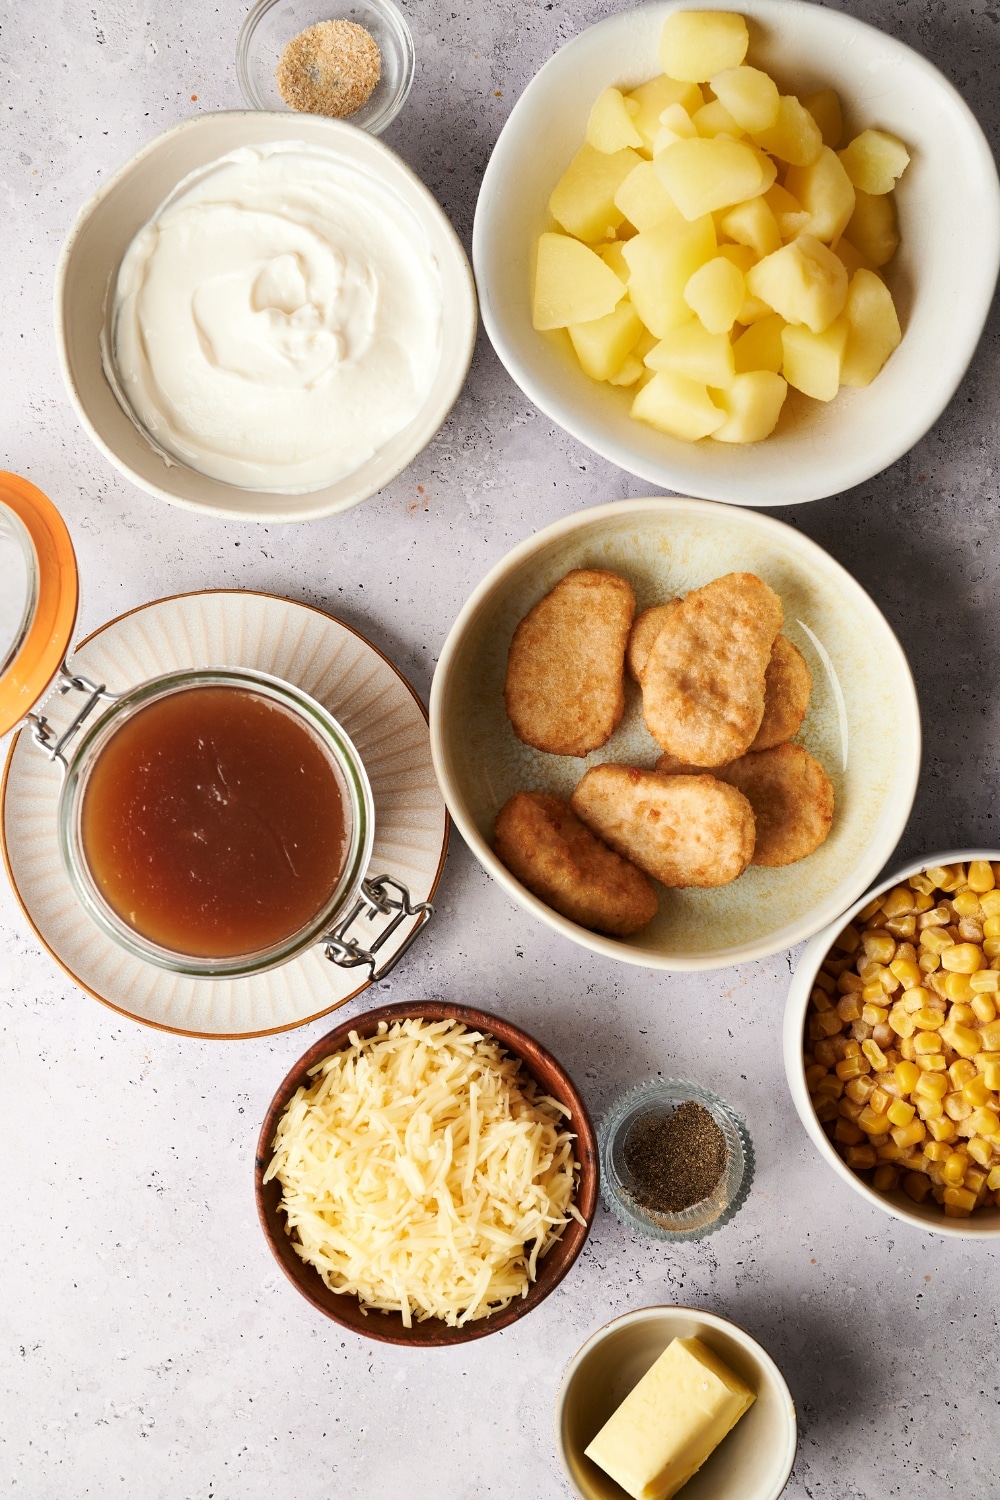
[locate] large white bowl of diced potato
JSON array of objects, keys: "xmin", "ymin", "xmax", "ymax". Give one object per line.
[
  {"xmin": 473, "ymin": 0, "xmax": 1000, "ymax": 506},
  {"xmin": 785, "ymin": 852, "xmax": 1000, "ymax": 1238}
]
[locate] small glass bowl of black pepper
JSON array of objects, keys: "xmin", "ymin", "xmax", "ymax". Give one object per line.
[{"xmin": 599, "ymin": 1079, "xmax": 754, "ymax": 1242}]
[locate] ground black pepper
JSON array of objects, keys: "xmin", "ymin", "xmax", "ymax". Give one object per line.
[{"xmin": 623, "ymin": 1100, "xmax": 727, "ymax": 1213}]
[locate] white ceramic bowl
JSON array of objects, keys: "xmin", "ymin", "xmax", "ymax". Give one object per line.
[
  {"xmin": 556, "ymin": 1306, "xmax": 797, "ymax": 1500},
  {"xmin": 430, "ymin": 497, "xmax": 920, "ymax": 971},
  {"xmin": 784, "ymin": 848, "xmax": 1000, "ymax": 1239},
  {"xmin": 55, "ymin": 112, "xmax": 476, "ymax": 523},
  {"xmin": 473, "ymin": 0, "xmax": 1000, "ymax": 507}
]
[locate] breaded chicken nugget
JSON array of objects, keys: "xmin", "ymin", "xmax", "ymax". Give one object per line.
[
  {"xmin": 493, "ymin": 790, "xmax": 658, "ymax": 936},
  {"xmin": 626, "ymin": 600, "xmax": 682, "ymax": 682},
  {"xmin": 749, "ymin": 635, "xmax": 812, "ymax": 751},
  {"xmin": 504, "ymin": 569, "xmax": 635, "ymax": 757},
  {"xmin": 642, "ymin": 572, "xmax": 783, "ymax": 766},
  {"xmin": 571, "ymin": 765, "xmax": 756, "ymax": 888},
  {"xmin": 716, "ymin": 742, "xmax": 834, "ymax": 866}
]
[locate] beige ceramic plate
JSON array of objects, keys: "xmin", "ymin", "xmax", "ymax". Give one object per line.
[
  {"xmin": 2, "ymin": 591, "xmax": 448, "ymax": 1037},
  {"xmin": 431, "ymin": 498, "xmax": 920, "ymax": 970}
]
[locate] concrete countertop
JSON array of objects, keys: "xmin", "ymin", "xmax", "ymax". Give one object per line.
[{"xmin": 1, "ymin": 1, "xmax": 998, "ymax": 1496}]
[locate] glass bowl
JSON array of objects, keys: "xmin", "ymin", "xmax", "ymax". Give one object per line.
[
  {"xmin": 599, "ymin": 1079, "xmax": 754, "ymax": 1242},
  {"xmin": 236, "ymin": 0, "xmax": 414, "ymax": 133}
]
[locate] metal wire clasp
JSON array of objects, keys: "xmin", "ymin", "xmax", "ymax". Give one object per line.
[
  {"xmin": 323, "ymin": 874, "xmax": 433, "ymax": 983},
  {"xmin": 26, "ymin": 670, "xmax": 119, "ymax": 778}
]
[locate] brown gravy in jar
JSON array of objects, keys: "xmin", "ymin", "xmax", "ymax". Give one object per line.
[{"xmin": 80, "ymin": 686, "xmax": 350, "ymax": 959}]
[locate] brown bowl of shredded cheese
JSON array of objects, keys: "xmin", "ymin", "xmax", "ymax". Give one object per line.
[{"xmin": 255, "ymin": 1000, "xmax": 598, "ymax": 1344}]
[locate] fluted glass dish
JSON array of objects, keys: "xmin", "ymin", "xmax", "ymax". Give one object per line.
[{"xmin": 599, "ymin": 1078, "xmax": 753, "ymax": 1242}]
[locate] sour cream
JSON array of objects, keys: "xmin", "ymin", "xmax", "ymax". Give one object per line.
[{"xmin": 105, "ymin": 142, "xmax": 443, "ymax": 493}]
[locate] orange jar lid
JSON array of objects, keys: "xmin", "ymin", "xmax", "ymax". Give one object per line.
[{"xmin": 0, "ymin": 473, "xmax": 78, "ymax": 737}]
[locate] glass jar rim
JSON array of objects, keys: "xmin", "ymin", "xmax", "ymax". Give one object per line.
[{"xmin": 57, "ymin": 667, "xmax": 374, "ymax": 979}]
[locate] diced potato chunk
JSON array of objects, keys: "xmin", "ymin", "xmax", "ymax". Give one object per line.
[
  {"xmin": 533, "ymin": 234, "xmax": 626, "ymax": 329},
  {"xmin": 609, "ymin": 352, "xmax": 645, "ymax": 386},
  {"xmin": 626, "ymin": 75, "xmax": 705, "ymax": 153},
  {"xmin": 645, "ymin": 319, "xmax": 736, "ymax": 385},
  {"xmin": 785, "ymin": 147, "xmax": 856, "ymax": 244},
  {"xmin": 710, "ymin": 370, "xmax": 787, "ymax": 441},
  {"xmin": 659, "ymin": 10, "xmax": 749, "ymax": 82},
  {"xmin": 732, "ymin": 313, "xmax": 786, "ymax": 374},
  {"xmin": 803, "ymin": 88, "xmax": 843, "ymax": 149},
  {"xmin": 653, "ymin": 104, "xmax": 699, "ymax": 152},
  {"xmin": 764, "ymin": 183, "xmax": 810, "ymax": 241},
  {"xmin": 845, "ymin": 190, "xmax": 900, "ymax": 267},
  {"xmin": 717, "ymin": 243, "xmax": 757, "ymax": 275},
  {"xmin": 833, "ymin": 238, "xmax": 873, "ymax": 278},
  {"xmin": 720, "ymin": 196, "xmax": 781, "ymax": 258},
  {"xmin": 615, "ymin": 161, "xmax": 685, "ymax": 232},
  {"xmin": 568, "ymin": 300, "xmax": 644, "ymax": 380},
  {"xmin": 840, "ymin": 269, "xmax": 902, "ymax": 387},
  {"xmin": 549, "ymin": 143, "xmax": 642, "ymax": 240},
  {"xmin": 751, "ymin": 95, "xmax": 823, "ymax": 166},
  {"xmin": 782, "ymin": 317, "xmax": 848, "ymax": 401},
  {"xmin": 839, "ymin": 129, "xmax": 911, "ymax": 195},
  {"xmin": 747, "ymin": 235, "xmax": 848, "ymax": 333},
  {"xmin": 655, "ymin": 136, "xmax": 765, "ymax": 220},
  {"xmin": 587, "ymin": 87, "xmax": 644, "ymax": 153},
  {"xmin": 710, "ymin": 66, "xmax": 780, "ymax": 133},
  {"xmin": 693, "ymin": 99, "xmax": 744, "ymax": 138},
  {"xmin": 631, "ymin": 370, "xmax": 726, "ymax": 439},
  {"xmin": 622, "ymin": 216, "xmax": 718, "ymax": 336},
  {"xmin": 684, "ymin": 255, "xmax": 745, "ymax": 334}
]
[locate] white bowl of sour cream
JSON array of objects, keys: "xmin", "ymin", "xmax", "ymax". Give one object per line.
[{"xmin": 56, "ymin": 113, "xmax": 477, "ymax": 522}]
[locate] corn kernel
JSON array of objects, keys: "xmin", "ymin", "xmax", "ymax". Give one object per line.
[
  {"xmin": 916, "ymin": 1097, "xmax": 945, "ymax": 1120},
  {"xmin": 983, "ymin": 1063, "xmax": 1000, "ymax": 1092},
  {"xmin": 857, "ymin": 1104, "xmax": 892, "ymax": 1135},
  {"xmin": 953, "ymin": 890, "xmax": 985, "ymax": 919},
  {"xmin": 814, "ymin": 1074, "xmax": 844, "ymax": 1099},
  {"xmin": 987, "ymin": 1166, "xmax": 1000, "ymax": 1191},
  {"xmin": 872, "ymin": 1164, "xmax": 899, "ymax": 1192},
  {"xmin": 979, "ymin": 1019, "xmax": 1000, "ymax": 1050},
  {"xmin": 943, "ymin": 1185, "xmax": 977, "ymax": 1212},
  {"xmin": 868, "ymin": 1085, "xmax": 891, "ymax": 1113},
  {"xmin": 967, "ymin": 1137, "xmax": 994, "ymax": 1167},
  {"xmin": 924, "ymin": 1140, "xmax": 952, "ymax": 1161},
  {"xmin": 808, "ymin": 1011, "xmax": 843, "ymax": 1040},
  {"xmin": 844, "ymin": 1144, "xmax": 877, "ymax": 1170},
  {"xmin": 949, "ymin": 1059, "xmax": 978, "ymax": 1089},
  {"xmin": 886, "ymin": 1098, "xmax": 915, "ymax": 1127},
  {"xmin": 886, "ymin": 916, "xmax": 917, "ymax": 940},
  {"xmin": 815, "ymin": 1098, "xmax": 839, "ymax": 1123},
  {"xmin": 899, "ymin": 1036, "xmax": 917, "ymax": 1062},
  {"xmin": 939, "ymin": 864, "xmax": 966, "ymax": 892},
  {"xmin": 984, "ymin": 939, "xmax": 1000, "ymax": 959},
  {"xmin": 903, "ymin": 1171, "xmax": 931, "ymax": 1202},
  {"xmin": 917, "ymin": 1054, "xmax": 947, "ymax": 1072},
  {"xmin": 913, "ymin": 890, "xmax": 936, "ymax": 912},
  {"xmin": 943, "ymin": 973, "xmax": 976, "ymax": 1004},
  {"xmin": 856, "ymin": 895, "xmax": 884, "ymax": 921},
  {"xmin": 909, "ymin": 873, "xmax": 936, "ymax": 895},
  {"xmin": 806, "ymin": 1063, "xmax": 828, "ymax": 1090},
  {"xmin": 968, "ymin": 860, "xmax": 996, "ymax": 893},
  {"xmin": 839, "ymin": 1097, "xmax": 864, "ymax": 1123},
  {"xmin": 914, "ymin": 1071, "xmax": 948, "ymax": 1098},
  {"xmin": 834, "ymin": 922, "xmax": 861, "ymax": 953},
  {"xmin": 834, "ymin": 1118, "xmax": 864, "ymax": 1145},
  {"xmin": 920, "ymin": 928, "xmax": 955, "ymax": 955},
  {"xmin": 861, "ymin": 1002, "xmax": 887, "ymax": 1025},
  {"xmin": 836, "ymin": 993, "xmax": 863, "ymax": 1022},
  {"xmin": 836, "ymin": 1055, "xmax": 869, "ymax": 1081},
  {"xmin": 980, "ymin": 890, "xmax": 1000, "ymax": 918},
  {"xmin": 968, "ymin": 1106, "xmax": 1000, "ymax": 1135},
  {"xmin": 890, "ymin": 1119, "xmax": 925, "ymax": 1149},
  {"xmin": 910, "ymin": 1007, "xmax": 943, "ymax": 1031},
  {"xmin": 970, "ymin": 995, "xmax": 996, "ymax": 1024},
  {"xmin": 843, "ymin": 1039, "xmax": 862, "ymax": 1058},
  {"xmin": 889, "ymin": 959, "xmax": 921, "ymax": 990},
  {"xmin": 876, "ymin": 1142, "xmax": 907, "ymax": 1161},
  {"xmin": 894, "ymin": 1060, "xmax": 920, "ymax": 1094},
  {"xmin": 927, "ymin": 1115, "xmax": 957, "ymax": 1142},
  {"xmin": 844, "ymin": 1075, "xmax": 875, "ymax": 1103},
  {"xmin": 942, "ymin": 1151, "xmax": 969, "ymax": 1185},
  {"xmin": 941, "ymin": 1021, "xmax": 983, "ymax": 1058},
  {"xmin": 984, "ymin": 916, "xmax": 1000, "ymax": 939},
  {"xmin": 863, "ymin": 931, "xmax": 896, "ymax": 964},
  {"xmin": 965, "ymin": 1165, "xmax": 988, "ymax": 1192},
  {"xmin": 913, "ymin": 1031, "xmax": 944, "ymax": 1056},
  {"xmin": 945, "ymin": 1092, "xmax": 973, "ymax": 1121},
  {"xmin": 962, "ymin": 1075, "xmax": 992, "ymax": 1108},
  {"xmin": 918, "ymin": 950, "xmax": 940, "ymax": 974},
  {"xmin": 969, "ymin": 969, "xmax": 1000, "ymax": 993},
  {"xmin": 941, "ymin": 943, "xmax": 984, "ymax": 973},
  {"xmin": 861, "ymin": 1040, "xmax": 889, "ymax": 1072}
]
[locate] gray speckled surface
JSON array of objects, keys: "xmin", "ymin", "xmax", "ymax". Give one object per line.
[{"xmin": 1, "ymin": 2, "xmax": 999, "ymax": 1496}]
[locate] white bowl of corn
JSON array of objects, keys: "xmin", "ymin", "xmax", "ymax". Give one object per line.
[
  {"xmin": 474, "ymin": 0, "xmax": 1000, "ymax": 506},
  {"xmin": 784, "ymin": 851, "xmax": 1000, "ymax": 1238}
]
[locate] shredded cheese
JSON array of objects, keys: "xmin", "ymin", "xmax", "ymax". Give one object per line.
[{"xmin": 264, "ymin": 1017, "xmax": 583, "ymax": 1327}]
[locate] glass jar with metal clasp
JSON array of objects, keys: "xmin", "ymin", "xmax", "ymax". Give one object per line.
[{"xmin": 0, "ymin": 471, "xmax": 433, "ymax": 988}]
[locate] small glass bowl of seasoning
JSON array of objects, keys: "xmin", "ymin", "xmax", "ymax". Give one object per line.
[
  {"xmin": 599, "ymin": 1079, "xmax": 754, "ymax": 1242},
  {"xmin": 236, "ymin": 0, "xmax": 414, "ymax": 134}
]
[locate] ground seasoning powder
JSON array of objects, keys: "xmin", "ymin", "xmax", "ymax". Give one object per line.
[
  {"xmin": 276, "ymin": 20, "xmax": 381, "ymax": 118},
  {"xmin": 623, "ymin": 1100, "xmax": 727, "ymax": 1213}
]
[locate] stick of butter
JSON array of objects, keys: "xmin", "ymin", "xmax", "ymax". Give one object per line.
[{"xmin": 584, "ymin": 1335, "xmax": 756, "ymax": 1500}]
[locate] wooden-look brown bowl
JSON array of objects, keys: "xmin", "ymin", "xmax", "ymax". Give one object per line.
[{"xmin": 255, "ymin": 999, "xmax": 598, "ymax": 1346}]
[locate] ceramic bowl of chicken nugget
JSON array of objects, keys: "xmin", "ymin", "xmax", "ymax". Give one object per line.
[{"xmin": 429, "ymin": 497, "xmax": 920, "ymax": 971}]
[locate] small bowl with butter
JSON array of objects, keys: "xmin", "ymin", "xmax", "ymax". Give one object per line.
[
  {"xmin": 56, "ymin": 111, "xmax": 476, "ymax": 523},
  {"xmin": 557, "ymin": 1306, "xmax": 796, "ymax": 1500}
]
